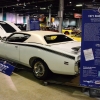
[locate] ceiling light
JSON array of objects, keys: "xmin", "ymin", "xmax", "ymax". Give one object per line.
[
  {"xmin": 40, "ymin": 7, "xmax": 46, "ymax": 10},
  {"xmin": 16, "ymin": 4, "xmax": 19, "ymax": 6},
  {"xmin": 73, "ymin": 9, "xmax": 75, "ymax": 10},
  {"xmin": 24, "ymin": 3, "xmax": 26, "ymax": 6},
  {"xmin": 34, "ymin": 15, "xmax": 37, "ymax": 17},
  {"xmin": 76, "ymin": 4, "xmax": 82, "ymax": 7},
  {"xmin": 69, "ymin": 2, "xmax": 72, "ymax": 3},
  {"xmin": 35, "ymin": 6, "xmax": 37, "ymax": 7}
]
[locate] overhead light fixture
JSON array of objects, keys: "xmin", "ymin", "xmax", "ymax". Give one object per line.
[
  {"xmin": 35, "ymin": 6, "xmax": 37, "ymax": 7},
  {"xmin": 24, "ymin": 3, "xmax": 26, "ymax": 6},
  {"xmin": 69, "ymin": 2, "xmax": 72, "ymax": 3},
  {"xmin": 73, "ymin": 9, "xmax": 75, "ymax": 10},
  {"xmin": 16, "ymin": 4, "xmax": 19, "ymax": 6},
  {"xmin": 76, "ymin": 4, "xmax": 82, "ymax": 7},
  {"xmin": 40, "ymin": 7, "xmax": 46, "ymax": 10}
]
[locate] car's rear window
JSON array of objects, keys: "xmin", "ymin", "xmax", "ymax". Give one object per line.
[
  {"xmin": 44, "ymin": 34, "xmax": 73, "ymax": 44},
  {"xmin": 0, "ymin": 22, "xmax": 16, "ymax": 33}
]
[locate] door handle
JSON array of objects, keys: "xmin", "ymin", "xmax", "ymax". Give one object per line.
[{"xmin": 15, "ymin": 46, "xmax": 18, "ymax": 48}]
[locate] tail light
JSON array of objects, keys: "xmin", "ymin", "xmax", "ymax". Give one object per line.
[{"xmin": 75, "ymin": 61, "xmax": 80, "ymax": 73}]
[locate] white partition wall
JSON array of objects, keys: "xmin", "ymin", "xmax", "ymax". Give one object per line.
[
  {"xmin": 6, "ymin": 13, "xmax": 16, "ymax": 23},
  {"xmin": 17, "ymin": 14, "xmax": 23, "ymax": 24}
]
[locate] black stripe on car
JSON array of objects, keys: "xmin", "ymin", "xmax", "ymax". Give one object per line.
[{"xmin": 6, "ymin": 42, "xmax": 75, "ymax": 60}]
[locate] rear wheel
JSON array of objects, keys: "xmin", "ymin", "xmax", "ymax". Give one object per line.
[
  {"xmin": 32, "ymin": 59, "xmax": 50, "ymax": 80},
  {"xmin": 64, "ymin": 31, "xmax": 69, "ymax": 35}
]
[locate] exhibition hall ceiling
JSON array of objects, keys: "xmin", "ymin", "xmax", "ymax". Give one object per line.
[{"xmin": 0, "ymin": 0, "xmax": 100, "ymax": 17}]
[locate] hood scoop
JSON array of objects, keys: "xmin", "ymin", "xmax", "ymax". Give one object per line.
[{"xmin": 71, "ymin": 46, "xmax": 81, "ymax": 53}]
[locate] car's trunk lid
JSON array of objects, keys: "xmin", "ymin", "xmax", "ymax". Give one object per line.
[{"xmin": 50, "ymin": 41, "xmax": 81, "ymax": 54}]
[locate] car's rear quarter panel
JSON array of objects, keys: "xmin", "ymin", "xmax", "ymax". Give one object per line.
[{"xmin": 19, "ymin": 45, "xmax": 76, "ymax": 75}]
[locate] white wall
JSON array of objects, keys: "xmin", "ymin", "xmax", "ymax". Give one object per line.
[
  {"xmin": 4, "ymin": 13, "xmax": 25, "ymax": 24},
  {"xmin": 16, "ymin": 14, "xmax": 23, "ymax": 24},
  {"xmin": 6, "ymin": 13, "xmax": 16, "ymax": 23}
]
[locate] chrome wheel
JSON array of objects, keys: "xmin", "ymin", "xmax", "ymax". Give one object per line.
[{"xmin": 33, "ymin": 61, "xmax": 45, "ymax": 78}]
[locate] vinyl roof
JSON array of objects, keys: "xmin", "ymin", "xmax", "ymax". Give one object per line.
[{"xmin": 20, "ymin": 30, "xmax": 62, "ymax": 36}]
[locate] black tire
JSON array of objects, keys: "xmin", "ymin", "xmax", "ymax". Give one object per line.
[
  {"xmin": 32, "ymin": 59, "xmax": 50, "ymax": 80},
  {"xmin": 64, "ymin": 31, "xmax": 69, "ymax": 35}
]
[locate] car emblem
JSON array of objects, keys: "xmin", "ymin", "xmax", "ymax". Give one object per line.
[{"xmin": 64, "ymin": 61, "xmax": 69, "ymax": 65}]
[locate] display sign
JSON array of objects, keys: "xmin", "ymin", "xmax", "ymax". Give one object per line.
[
  {"xmin": 0, "ymin": 60, "xmax": 15, "ymax": 76},
  {"xmin": 30, "ymin": 19, "xmax": 40, "ymax": 30},
  {"xmin": 80, "ymin": 8, "xmax": 100, "ymax": 88},
  {"xmin": 74, "ymin": 13, "xmax": 82, "ymax": 18}
]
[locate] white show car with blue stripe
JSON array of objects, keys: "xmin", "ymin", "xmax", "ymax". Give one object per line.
[{"xmin": 0, "ymin": 31, "xmax": 81, "ymax": 80}]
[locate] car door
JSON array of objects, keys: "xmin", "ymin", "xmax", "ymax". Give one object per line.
[
  {"xmin": 5, "ymin": 42, "xmax": 20, "ymax": 62},
  {"xmin": 4, "ymin": 33, "xmax": 30, "ymax": 62},
  {"xmin": 4, "ymin": 34, "xmax": 22, "ymax": 62}
]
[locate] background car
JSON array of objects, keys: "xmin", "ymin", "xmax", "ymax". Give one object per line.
[{"xmin": 0, "ymin": 21, "xmax": 21, "ymax": 38}]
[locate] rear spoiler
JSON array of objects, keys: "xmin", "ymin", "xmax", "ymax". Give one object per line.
[{"xmin": 71, "ymin": 46, "xmax": 81, "ymax": 53}]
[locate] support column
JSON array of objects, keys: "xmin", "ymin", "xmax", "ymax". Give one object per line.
[
  {"xmin": 2, "ymin": 8, "xmax": 3, "ymax": 21},
  {"xmin": 59, "ymin": 0, "xmax": 64, "ymax": 33},
  {"xmin": 16, "ymin": 13, "xmax": 17, "ymax": 24},
  {"xmin": 49, "ymin": 8, "xmax": 51, "ymax": 27}
]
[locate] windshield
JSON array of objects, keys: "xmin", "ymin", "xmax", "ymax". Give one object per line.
[
  {"xmin": 44, "ymin": 34, "xmax": 73, "ymax": 44},
  {"xmin": 0, "ymin": 22, "xmax": 16, "ymax": 33}
]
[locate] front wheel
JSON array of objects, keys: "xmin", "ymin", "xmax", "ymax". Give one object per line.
[{"xmin": 32, "ymin": 59, "xmax": 50, "ymax": 80}]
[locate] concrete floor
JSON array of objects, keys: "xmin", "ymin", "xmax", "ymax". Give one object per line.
[{"xmin": 0, "ymin": 70, "xmax": 97, "ymax": 100}]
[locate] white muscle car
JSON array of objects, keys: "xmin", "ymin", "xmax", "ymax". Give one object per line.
[
  {"xmin": 0, "ymin": 31, "xmax": 81, "ymax": 80},
  {"xmin": 0, "ymin": 21, "xmax": 21, "ymax": 37}
]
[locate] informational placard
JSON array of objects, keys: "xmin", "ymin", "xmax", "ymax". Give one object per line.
[
  {"xmin": 30, "ymin": 19, "xmax": 40, "ymax": 30},
  {"xmin": 0, "ymin": 60, "xmax": 15, "ymax": 76},
  {"xmin": 80, "ymin": 8, "xmax": 100, "ymax": 88}
]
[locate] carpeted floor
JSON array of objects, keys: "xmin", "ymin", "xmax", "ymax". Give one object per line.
[{"xmin": 0, "ymin": 71, "xmax": 96, "ymax": 100}]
